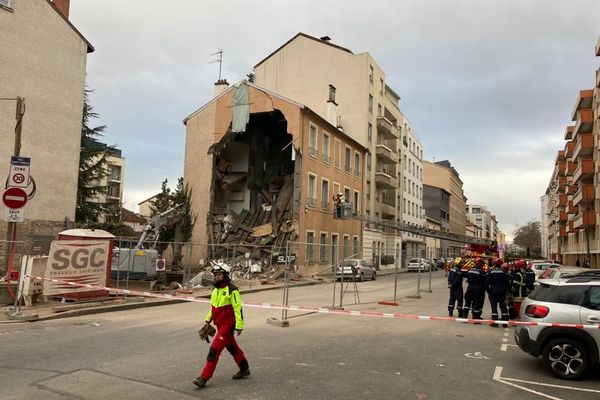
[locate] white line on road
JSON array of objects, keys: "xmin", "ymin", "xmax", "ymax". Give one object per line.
[
  {"xmin": 500, "ymin": 344, "xmax": 518, "ymax": 352},
  {"xmin": 500, "ymin": 376, "xmax": 600, "ymax": 394},
  {"xmin": 493, "ymin": 366, "xmax": 563, "ymax": 400},
  {"xmin": 504, "ymin": 332, "xmax": 509, "ymax": 337},
  {"xmin": 502, "ymin": 338, "xmax": 508, "ymax": 343}
]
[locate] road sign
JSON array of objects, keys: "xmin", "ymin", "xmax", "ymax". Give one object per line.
[
  {"xmin": 2, "ymin": 187, "xmax": 28, "ymax": 209},
  {"xmin": 8, "ymin": 165, "xmax": 30, "ymax": 188},
  {"xmin": 10, "ymin": 156, "xmax": 30, "ymax": 166},
  {"xmin": 4, "ymin": 208, "xmax": 24, "ymax": 222},
  {"xmin": 155, "ymin": 259, "xmax": 166, "ymax": 271}
]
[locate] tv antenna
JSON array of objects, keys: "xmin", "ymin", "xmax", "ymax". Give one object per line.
[{"xmin": 209, "ymin": 49, "xmax": 224, "ymax": 80}]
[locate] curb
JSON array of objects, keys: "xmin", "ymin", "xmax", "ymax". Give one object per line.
[{"xmin": 9, "ymin": 280, "xmax": 322, "ymax": 323}]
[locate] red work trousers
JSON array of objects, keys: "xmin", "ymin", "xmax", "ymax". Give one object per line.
[{"xmin": 200, "ymin": 327, "xmax": 247, "ymax": 380}]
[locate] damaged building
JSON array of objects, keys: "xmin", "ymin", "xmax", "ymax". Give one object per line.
[{"xmin": 183, "ymin": 81, "xmax": 366, "ymax": 275}]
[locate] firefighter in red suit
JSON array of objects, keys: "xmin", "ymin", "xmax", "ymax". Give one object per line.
[{"xmin": 193, "ymin": 262, "xmax": 250, "ymax": 388}]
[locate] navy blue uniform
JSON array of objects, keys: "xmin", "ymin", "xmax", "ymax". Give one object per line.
[
  {"xmin": 463, "ymin": 267, "xmax": 486, "ymax": 319},
  {"xmin": 447, "ymin": 266, "xmax": 464, "ymax": 317},
  {"xmin": 485, "ymin": 267, "xmax": 509, "ymax": 323},
  {"xmin": 525, "ymin": 269, "xmax": 535, "ymax": 294}
]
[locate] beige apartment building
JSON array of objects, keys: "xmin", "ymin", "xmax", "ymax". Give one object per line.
[
  {"xmin": 183, "ymin": 81, "xmax": 365, "ymax": 273},
  {"xmin": 254, "ymin": 33, "xmax": 424, "ymax": 266},
  {"xmin": 423, "ymin": 160, "xmax": 467, "ymax": 253},
  {"xmin": 545, "ymin": 38, "xmax": 600, "ymax": 268},
  {"xmin": 90, "ymin": 148, "xmax": 125, "ymax": 222},
  {"xmin": 0, "ymin": 0, "xmax": 92, "ymax": 258}
]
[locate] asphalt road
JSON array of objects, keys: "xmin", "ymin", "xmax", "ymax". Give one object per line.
[{"xmin": 1, "ymin": 271, "xmax": 599, "ymax": 399}]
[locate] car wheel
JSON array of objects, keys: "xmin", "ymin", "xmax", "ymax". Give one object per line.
[
  {"xmin": 372, "ymin": 271, "xmax": 376, "ymax": 281},
  {"xmin": 359, "ymin": 273, "xmax": 364, "ymax": 282},
  {"xmin": 542, "ymin": 338, "xmax": 589, "ymax": 380}
]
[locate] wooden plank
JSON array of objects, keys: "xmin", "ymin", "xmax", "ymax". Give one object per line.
[{"xmin": 251, "ymin": 223, "xmax": 273, "ymax": 237}]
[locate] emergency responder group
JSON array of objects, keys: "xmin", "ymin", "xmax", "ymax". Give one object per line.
[{"xmin": 447, "ymin": 257, "xmax": 535, "ymax": 325}]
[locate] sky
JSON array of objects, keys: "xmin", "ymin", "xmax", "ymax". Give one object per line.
[{"xmin": 70, "ymin": 0, "xmax": 600, "ymax": 240}]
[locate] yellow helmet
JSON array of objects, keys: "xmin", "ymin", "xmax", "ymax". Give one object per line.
[{"xmin": 453, "ymin": 257, "xmax": 462, "ymax": 266}]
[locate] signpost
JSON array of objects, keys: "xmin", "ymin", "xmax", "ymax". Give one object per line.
[
  {"xmin": 8, "ymin": 156, "xmax": 30, "ymax": 188},
  {"xmin": 2, "ymin": 187, "xmax": 28, "ymax": 209}
]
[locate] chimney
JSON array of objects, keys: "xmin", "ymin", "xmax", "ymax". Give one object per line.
[
  {"xmin": 326, "ymin": 84, "xmax": 339, "ymax": 127},
  {"xmin": 214, "ymin": 79, "xmax": 229, "ymax": 97},
  {"xmin": 53, "ymin": 0, "xmax": 70, "ymax": 19},
  {"xmin": 320, "ymin": 36, "xmax": 331, "ymax": 43}
]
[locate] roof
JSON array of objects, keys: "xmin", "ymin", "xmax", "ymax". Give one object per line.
[
  {"xmin": 45, "ymin": 1, "xmax": 94, "ymax": 53},
  {"xmin": 254, "ymin": 33, "xmax": 353, "ymax": 69},
  {"xmin": 138, "ymin": 194, "xmax": 159, "ymax": 205},
  {"xmin": 121, "ymin": 207, "xmax": 146, "ymax": 224},
  {"xmin": 59, "ymin": 229, "xmax": 114, "ymax": 238}
]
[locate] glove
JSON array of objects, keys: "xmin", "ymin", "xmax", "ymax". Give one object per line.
[
  {"xmin": 198, "ymin": 323, "xmax": 216, "ymax": 343},
  {"xmin": 235, "ymin": 329, "xmax": 243, "ymax": 336}
]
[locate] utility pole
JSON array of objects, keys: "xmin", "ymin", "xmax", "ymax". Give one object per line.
[{"xmin": 2, "ymin": 97, "xmax": 25, "ymax": 275}]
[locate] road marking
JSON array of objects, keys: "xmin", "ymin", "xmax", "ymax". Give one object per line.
[
  {"xmin": 260, "ymin": 356, "xmax": 281, "ymax": 360},
  {"xmin": 465, "ymin": 352, "xmax": 490, "ymax": 359},
  {"xmin": 503, "ymin": 332, "xmax": 509, "ymax": 337},
  {"xmin": 500, "ymin": 344, "xmax": 518, "ymax": 352},
  {"xmin": 295, "ymin": 363, "xmax": 311, "ymax": 367},
  {"xmin": 500, "ymin": 376, "xmax": 600, "ymax": 394},
  {"xmin": 493, "ymin": 366, "xmax": 563, "ymax": 400},
  {"xmin": 502, "ymin": 338, "xmax": 508, "ymax": 343}
]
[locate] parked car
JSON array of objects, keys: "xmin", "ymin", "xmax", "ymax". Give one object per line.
[
  {"xmin": 538, "ymin": 266, "xmax": 589, "ymax": 281},
  {"xmin": 407, "ymin": 258, "xmax": 429, "ymax": 272},
  {"xmin": 530, "ymin": 262, "xmax": 563, "ymax": 278},
  {"xmin": 336, "ymin": 259, "xmax": 376, "ymax": 282},
  {"xmin": 514, "ymin": 272, "xmax": 600, "ymax": 380}
]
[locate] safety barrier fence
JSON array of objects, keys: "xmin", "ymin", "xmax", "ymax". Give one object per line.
[{"xmin": 22, "ymin": 274, "xmax": 600, "ymax": 331}]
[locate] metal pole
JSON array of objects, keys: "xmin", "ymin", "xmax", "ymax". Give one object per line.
[
  {"xmin": 282, "ymin": 240, "xmax": 290, "ymax": 321},
  {"xmin": 427, "ymin": 248, "xmax": 433, "ymax": 293},
  {"xmin": 125, "ymin": 239, "xmax": 132, "ymax": 298},
  {"xmin": 115, "ymin": 238, "xmax": 121, "ymax": 290},
  {"xmin": 393, "ymin": 248, "xmax": 399, "ymax": 303},
  {"xmin": 332, "ymin": 244, "xmax": 337, "ymax": 308},
  {"xmin": 13, "ymin": 247, "xmax": 28, "ymax": 314}
]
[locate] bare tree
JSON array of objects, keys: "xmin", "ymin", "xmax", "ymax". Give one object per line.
[{"xmin": 513, "ymin": 220, "xmax": 542, "ymax": 257}]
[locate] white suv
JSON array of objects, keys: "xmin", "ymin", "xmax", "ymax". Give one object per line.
[{"xmin": 514, "ymin": 271, "xmax": 600, "ymax": 380}]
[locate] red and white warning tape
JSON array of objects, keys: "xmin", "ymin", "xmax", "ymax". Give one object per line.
[{"xmin": 27, "ymin": 275, "xmax": 600, "ymax": 331}]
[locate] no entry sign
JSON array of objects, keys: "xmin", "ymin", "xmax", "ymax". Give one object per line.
[{"xmin": 2, "ymin": 187, "xmax": 28, "ymax": 209}]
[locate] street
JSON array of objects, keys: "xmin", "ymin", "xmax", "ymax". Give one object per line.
[{"xmin": 1, "ymin": 271, "xmax": 599, "ymax": 400}]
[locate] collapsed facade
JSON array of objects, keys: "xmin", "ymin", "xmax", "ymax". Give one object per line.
[{"xmin": 183, "ymin": 82, "xmax": 365, "ymax": 275}]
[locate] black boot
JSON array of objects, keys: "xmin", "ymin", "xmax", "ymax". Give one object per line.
[
  {"xmin": 193, "ymin": 377, "xmax": 207, "ymax": 388},
  {"xmin": 232, "ymin": 369, "xmax": 251, "ymax": 380},
  {"xmin": 448, "ymin": 308, "xmax": 454, "ymax": 317}
]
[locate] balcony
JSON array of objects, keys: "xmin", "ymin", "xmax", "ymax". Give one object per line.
[
  {"xmin": 573, "ymin": 159, "xmax": 594, "ymax": 182},
  {"xmin": 566, "ymin": 201, "xmax": 579, "ymax": 215},
  {"xmin": 564, "ymin": 125, "xmax": 575, "ymax": 140},
  {"xmin": 566, "ymin": 220, "xmax": 574, "ymax": 234},
  {"xmin": 565, "ymin": 161, "xmax": 576, "ymax": 177},
  {"xmin": 573, "ymin": 134, "xmax": 594, "ymax": 159},
  {"xmin": 555, "ymin": 150, "xmax": 565, "ymax": 163},
  {"xmin": 559, "ymin": 211, "xmax": 568, "ymax": 222},
  {"xmin": 557, "ymin": 160, "xmax": 566, "ymax": 174},
  {"xmin": 573, "ymin": 109, "xmax": 594, "ymax": 135},
  {"xmin": 380, "ymin": 201, "xmax": 396, "ymax": 219},
  {"xmin": 559, "ymin": 226, "xmax": 567, "ymax": 238},
  {"xmin": 564, "ymin": 184, "xmax": 576, "ymax": 195},
  {"xmin": 573, "ymin": 185, "xmax": 595, "ymax": 206},
  {"xmin": 558, "ymin": 194, "xmax": 567, "ymax": 208},
  {"xmin": 375, "ymin": 171, "xmax": 398, "ymax": 189},
  {"xmin": 377, "ymin": 116, "xmax": 398, "ymax": 140},
  {"xmin": 573, "ymin": 210, "xmax": 596, "ymax": 230},
  {"xmin": 597, "ymin": 68, "xmax": 600, "ymax": 88},
  {"xmin": 571, "ymin": 90, "xmax": 594, "ymax": 121},
  {"xmin": 596, "ymin": 36, "xmax": 600, "ymax": 57},
  {"xmin": 564, "ymin": 140, "xmax": 575, "ymax": 158},
  {"xmin": 375, "ymin": 144, "xmax": 396, "ymax": 164}
]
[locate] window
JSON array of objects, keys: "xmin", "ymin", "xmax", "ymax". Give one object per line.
[
  {"xmin": 380, "ymin": 78, "xmax": 384, "ymax": 95},
  {"xmin": 403, "ymin": 155, "xmax": 407, "ymax": 170},
  {"xmin": 333, "ymin": 182, "xmax": 340, "ymax": 200},
  {"xmin": 307, "ymin": 174, "xmax": 317, "ymax": 208},
  {"xmin": 309, "ymin": 124, "xmax": 318, "ymax": 158},
  {"xmin": 529, "ymin": 285, "xmax": 585, "ymax": 305},
  {"xmin": 345, "ymin": 146, "xmax": 351, "ymax": 174},
  {"xmin": 354, "ymin": 191, "xmax": 360, "ymax": 215},
  {"xmin": 367, "ymin": 153, "xmax": 371, "ymax": 171},
  {"xmin": 0, "ymin": 0, "xmax": 11, "ymax": 8},
  {"xmin": 344, "ymin": 187, "xmax": 351, "ymax": 208},
  {"xmin": 306, "ymin": 231, "xmax": 315, "ymax": 262},
  {"xmin": 368, "ymin": 123, "xmax": 372, "ymax": 142},
  {"xmin": 322, "ymin": 133, "xmax": 330, "ymax": 164},
  {"xmin": 354, "ymin": 152, "xmax": 361, "ymax": 177},
  {"xmin": 353, "ymin": 236, "xmax": 360, "ymax": 257},
  {"xmin": 321, "ymin": 179, "xmax": 329, "ymax": 210},
  {"xmin": 588, "ymin": 287, "xmax": 600, "ymax": 308},
  {"xmin": 369, "ymin": 65, "xmax": 374, "ymax": 83},
  {"xmin": 368, "ymin": 95, "xmax": 373, "ymax": 113},
  {"xmin": 334, "ymin": 139, "xmax": 341, "ymax": 169},
  {"xmin": 377, "ymin": 104, "xmax": 382, "ymax": 117},
  {"xmin": 403, "ymin": 177, "xmax": 407, "ymax": 192},
  {"xmin": 343, "ymin": 235, "xmax": 351, "ymax": 258},
  {"xmin": 320, "ymin": 233, "xmax": 328, "ymax": 262},
  {"xmin": 331, "ymin": 233, "xmax": 339, "ymax": 266}
]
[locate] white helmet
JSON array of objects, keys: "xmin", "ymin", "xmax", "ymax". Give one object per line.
[{"xmin": 211, "ymin": 260, "xmax": 231, "ymax": 275}]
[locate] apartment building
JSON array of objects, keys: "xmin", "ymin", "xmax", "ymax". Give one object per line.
[
  {"xmin": 401, "ymin": 119, "xmax": 426, "ymax": 259},
  {"xmin": 423, "ymin": 184, "xmax": 453, "ymax": 256},
  {"xmin": 254, "ymin": 33, "xmax": 422, "ymax": 266},
  {"xmin": 540, "ymin": 193, "xmax": 550, "ymax": 258},
  {"xmin": 466, "ymin": 204, "xmax": 492, "ymax": 240},
  {"xmin": 544, "ymin": 37, "xmax": 600, "ymax": 267},
  {"xmin": 183, "ymin": 81, "xmax": 365, "ymax": 273},
  {"xmin": 423, "ymin": 160, "xmax": 467, "ymax": 235},
  {"xmin": 89, "ymin": 147, "xmax": 125, "ymax": 222},
  {"xmin": 0, "ymin": 0, "xmax": 92, "ymax": 265}
]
